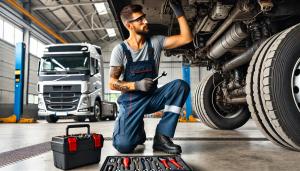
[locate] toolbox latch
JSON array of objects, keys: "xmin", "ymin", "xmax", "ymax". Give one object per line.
[
  {"xmin": 68, "ymin": 137, "xmax": 77, "ymax": 152},
  {"xmin": 92, "ymin": 134, "xmax": 102, "ymax": 148}
]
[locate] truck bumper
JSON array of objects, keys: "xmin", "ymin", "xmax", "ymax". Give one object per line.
[{"xmin": 38, "ymin": 110, "xmax": 93, "ymax": 117}]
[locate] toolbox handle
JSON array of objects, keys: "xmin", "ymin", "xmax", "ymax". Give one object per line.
[{"xmin": 66, "ymin": 124, "xmax": 90, "ymax": 136}]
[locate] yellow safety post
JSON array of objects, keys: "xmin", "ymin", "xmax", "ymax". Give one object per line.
[
  {"xmin": 18, "ymin": 117, "xmax": 36, "ymax": 123},
  {"xmin": 0, "ymin": 115, "xmax": 17, "ymax": 123},
  {"xmin": 179, "ymin": 111, "xmax": 200, "ymax": 122},
  {"xmin": 0, "ymin": 115, "xmax": 36, "ymax": 123}
]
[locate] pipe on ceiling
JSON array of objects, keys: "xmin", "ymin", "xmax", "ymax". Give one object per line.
[{"xmin": 3, "ymin": 0, "xmax": 67, "ymax": 43}]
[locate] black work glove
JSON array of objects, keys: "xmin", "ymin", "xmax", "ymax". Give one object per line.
[
  {"xmin": 134, "ymin": 78, "xmax": 154, "ymax": 92},
  {"xmin": 169, "ymin": 0, "xmax": 184, "ymax": 17}
]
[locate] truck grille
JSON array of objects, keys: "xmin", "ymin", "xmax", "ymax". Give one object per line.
[{"xmin": 43, "ymin": 85, "xmax": 81, "ymax": 111}]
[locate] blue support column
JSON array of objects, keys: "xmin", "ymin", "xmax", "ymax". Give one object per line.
[
  {"xmin": 182, "ymin": 63, "xmax": 192, "ymax": 120},
  {"xmin": 14, "ymin": 43, "xmax": 26, "ymax": 121}
]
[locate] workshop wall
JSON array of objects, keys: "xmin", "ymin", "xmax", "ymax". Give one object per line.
[
  {"xmin": 0, "ymin": 40, "xmax": 39, "ymax": 118},
  {"xmin": 0, "ymin": 39, "xmax": 15, "ymax": 104},
  {"xmin": 28, "ymin": 54, "xmax": 39, "ymax": 96}
]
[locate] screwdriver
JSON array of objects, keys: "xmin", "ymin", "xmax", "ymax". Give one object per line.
[
  {"xmin": 152, "ymin": 71, "xmax": 167, "ymax": 82},
  {"xmin": 158, "ymin": 157, "xmax": 170, "ymax": 170},
  {"xmin": 168, "ymin": 157, "xmax": 183, "ymax": 169},
  {"xmin": 123, "ymin": 157, "xmax": 130, "ymax": 170}
]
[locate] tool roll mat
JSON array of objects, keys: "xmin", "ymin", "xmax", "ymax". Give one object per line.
[{"xmin": 101, "ymin": 155, "xmax": 192, "ymax": 171}]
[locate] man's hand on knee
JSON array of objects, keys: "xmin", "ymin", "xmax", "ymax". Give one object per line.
[{"xmin": 134, "ymin": 78, "xmax": 154, "ymax": 92}]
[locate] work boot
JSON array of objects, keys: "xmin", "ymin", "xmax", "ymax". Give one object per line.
[{"xmin": 153, "ymin": 133, "xmax": 182, "ymax": 154}]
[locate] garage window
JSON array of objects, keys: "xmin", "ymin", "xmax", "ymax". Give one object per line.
[
  {"xmin": 3, "ymin": 21, "xmax": 14, "ymax": 44},
  {"xmin": 0, "ymin": 17, "xmax": 3, "ymax": 39},
  {"xmin": 28, "ymin": 94, "xmax": 38, "ymax": 104},
  {"xmin": 0, "ymin": 17, "xmax": 23, "ymax": 45},
  {"xmin": 14, "ymin": 27, "xmax": 23, "ymax": 45},
  {"xmin": 37, "ymin": 41, "xmax": 45, "ymax": 57},
  {"xmin": 29, "ymin": 37, "xmax": 37, "ymax": 56},
  {"xmin": 30, "ymin": 36, "xmax": 46, "ymax": 57}
]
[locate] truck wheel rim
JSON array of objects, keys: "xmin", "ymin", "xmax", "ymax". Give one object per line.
[
  {"xmin": 95, "ymin": 104, "xmax": 100, "ymax": 119},
  {"xmin": 292, "ymin": 57, "xmax": 300, "ymax": 112}
]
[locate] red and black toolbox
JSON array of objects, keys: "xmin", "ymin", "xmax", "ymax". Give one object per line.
[{"xmin": 51, "ymin": 124, "xmax": 104, "ymax": 170}]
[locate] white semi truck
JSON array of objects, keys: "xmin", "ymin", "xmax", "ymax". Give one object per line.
[{"xmin": 37, "ymin": 43, "xmax": 117, "ymax": 123}]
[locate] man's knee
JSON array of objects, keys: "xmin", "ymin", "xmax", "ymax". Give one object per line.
[
  {"xmin": 173, "ymin": 79, "xmax": 190, "ymax": 93},
  {"xmin": 113, "ymin": 138, "xmax": 136, "ymax": 153}
]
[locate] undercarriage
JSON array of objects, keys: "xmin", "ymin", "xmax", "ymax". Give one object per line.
[{"xmin": 108, "ymin": 0, "xmax": 300, "ymax": 151}]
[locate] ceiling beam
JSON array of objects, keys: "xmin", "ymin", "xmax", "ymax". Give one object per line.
[
  {"xmin": 74, "ymin": 3, "xmax": 102, "ymax": 40},
  {"xmin": 35, "ymin": 0, "xmax": 86, "ymax": 42},
  {"xmin": 32, "ymin": 0, "xmax": 106, "ymax": 11},
  {"xmin": 55, "ymin": 1, "xmax": 91, "ymax": 41},
  {"xmin": 60, "ymin": 27, "xmax": 116, "ymax": 33}
]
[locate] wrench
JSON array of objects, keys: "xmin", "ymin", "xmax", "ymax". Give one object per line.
[{"xmin": 152, "ymin": 71, "xmax": 167, "ymax": 82}]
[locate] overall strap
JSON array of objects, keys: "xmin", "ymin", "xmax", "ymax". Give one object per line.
[
  {"xmin": 146, "ymin": 38, "xmax": 155, "ymax": 61},
  {"xmin": 120, "ymin": 42, "xmax": 133, "ymax": 62}
]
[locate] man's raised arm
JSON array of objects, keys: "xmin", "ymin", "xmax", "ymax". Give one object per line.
[{"xmin": 163, "ymin": 0, "xmax": 193, "ymax": 49}]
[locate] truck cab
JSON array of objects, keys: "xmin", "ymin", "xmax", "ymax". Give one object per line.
[{"xmin": 38, "ymin": 43, "xmax": 117, "ymax": 123}]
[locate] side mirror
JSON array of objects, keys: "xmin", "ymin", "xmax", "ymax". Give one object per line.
[
  {"xmin": 37, "ymin": 60, "xmax": 40, "ymax": 76},
  {"xmin": 89, "ymin": 69, "xmax": 95, "ymax": 77}
]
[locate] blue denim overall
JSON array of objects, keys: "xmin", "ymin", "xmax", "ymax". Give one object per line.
[{"xmin": 113, "ymin": 38, "xmax": 190, "ymax": 153}]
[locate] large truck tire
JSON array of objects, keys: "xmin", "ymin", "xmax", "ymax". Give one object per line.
[
  {"xmin": 246, "ymin": 23, "xmax": 300, "ymax": 151},
  {"xmin": 193, "ymin": 72, "xmax": 250, "ymax": 130},
  {"xmin": 74, "ymin": 116, "xmax": 86, "ymax": 122},
  {"xmin": 108, "ymin": 103, "xmax": 118, "ymax": 120},
  {"xmin": 89, "ymin": 100, "xmax": 105, "ymax": 122},
  {"xmin": 46, "ymin": 115, "xmax": 58, "ymax": 123}
]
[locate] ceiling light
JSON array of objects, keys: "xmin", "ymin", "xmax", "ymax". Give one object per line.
[
  {"xmin": 95, "ymin": 3, "xmax": 107, "ymax": 15},
  {"xmin": 106, "ymin": 28, "xmax": 116, "ymax": 37}
]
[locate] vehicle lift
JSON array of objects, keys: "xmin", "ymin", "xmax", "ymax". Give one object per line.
[
  {"xmin": 179, "ymin": 64, "xmax": 198, "ymax": 122},
  {"xmin": 0, "ymin": 43, "xmax": 35, "ymax": 123}
]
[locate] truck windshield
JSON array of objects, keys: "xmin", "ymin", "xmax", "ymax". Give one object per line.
[{"xmin": 40, "ymin": 55, "xmax": 90, "ymax": 72}]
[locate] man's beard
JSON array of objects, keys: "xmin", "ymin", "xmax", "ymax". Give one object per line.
[
  {"xmin": 136, "ymin": 26, "xmax": 149, "ymax": 36},
  {"xmin": 136, "ymin": 30, "xmax": 149, "ymax": 36}
]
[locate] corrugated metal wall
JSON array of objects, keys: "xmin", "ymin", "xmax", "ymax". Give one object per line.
[
  {"xmin": 28, "ymin": 54, "xmax": 39, "ymax": 96},
  {"xmin": 0, "ymin": 40, "xmax": 15, "ymax": 104},
  {"xmin": 0, "ymin": 40, "xmax": 39, "ymax": 104},
  {"xmin": 0, "ymin": 40, "xmax": 39, "ymax": 117}
]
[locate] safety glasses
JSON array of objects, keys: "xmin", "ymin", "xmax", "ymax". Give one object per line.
[{"xmin": 128, "ymin": 14, "xmax": 147, "ymax": 23}]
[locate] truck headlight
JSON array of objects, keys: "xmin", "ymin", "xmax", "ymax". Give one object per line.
[
  {"xmin": 78, "ymin": 96, "xmax": 90, "ymax": 110},
  {"xmin": 38, "ymin": 96, "xmax": 46, "ymax": 110}
]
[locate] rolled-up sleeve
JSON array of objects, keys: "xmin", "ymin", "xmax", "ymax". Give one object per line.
[
  {"xmin": 152, "ymin": 35, "xmax": 166, "ymax": 51},
  {"xmin": 109, "ymin": 45, "xmax": 123, "ymax": 67}
]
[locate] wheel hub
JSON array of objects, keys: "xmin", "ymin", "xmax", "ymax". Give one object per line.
[
  {"xmin": 212, "ymin": 82, "xmax": 244, "ymax": 119},
  {"xmin": 292, "ymin": 57, "xmax": 300, "ymax": 112}
]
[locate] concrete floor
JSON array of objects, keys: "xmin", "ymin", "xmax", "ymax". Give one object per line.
[{"xmin": 0, "ymin": 118, "xmax": 300, "ymax": 171}]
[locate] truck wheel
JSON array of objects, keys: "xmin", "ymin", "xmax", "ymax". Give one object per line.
[
  {"xmin": 74, "ymin": 116, "xmax": 86, "ymax": 122},
  {"xmin": 46, "ymin": 115, "xmax": 58, "ymax": 123},
  {"xmin": 109, "ymin": 103, "xmax": 118, "ymax": 120},
  {"xmin": 246, "ymin": 23, "xmax": 300, "ymax": 151},
  {"xmin": 91, "ymin": 100, "xmax": 105, "ymax": 121},
  {"xmin": 193, "ymin": 72, "xmax": 250, "ymax": 130},
  {"xmin": 88, "ymin": 115, "xmax": 98, "ymax": 122}
]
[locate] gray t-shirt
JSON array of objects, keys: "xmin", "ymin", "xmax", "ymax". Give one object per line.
[{"xmin": 110, "ymin": 35, "xmax": 165, "ymax": 80}]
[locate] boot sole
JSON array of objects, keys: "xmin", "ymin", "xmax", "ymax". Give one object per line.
[{"xmin": 153, "ymin": 145, "xmax": 182, "ymax": 154}]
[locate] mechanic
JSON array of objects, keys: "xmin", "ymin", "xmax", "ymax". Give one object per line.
[{"xmin": 109, "ymin": 0, "xmax": 193, "ymax": 154}]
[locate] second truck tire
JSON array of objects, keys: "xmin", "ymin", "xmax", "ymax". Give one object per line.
[{"xmin": 193, "ymin": 72, "xmax": 250, "ymax": 130}]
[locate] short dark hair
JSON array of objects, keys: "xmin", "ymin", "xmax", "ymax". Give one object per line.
[{"xmin": 120, "ymin": 4, "xmax": 143, "ymax": 24}]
